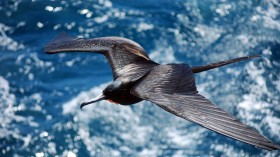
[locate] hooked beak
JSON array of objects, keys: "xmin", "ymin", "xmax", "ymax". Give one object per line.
[{"xmin": 80, "ymin": 93, "xmax": 106, "ymax": 109}]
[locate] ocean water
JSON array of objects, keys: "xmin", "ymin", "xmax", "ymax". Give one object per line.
[{"xmin": 0, "ymin": 0, "xmax": 280, "ymax": 156}]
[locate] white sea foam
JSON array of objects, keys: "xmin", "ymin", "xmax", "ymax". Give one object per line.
[
  {"xmin": 0, "ymin": 76, "xmax": 10, "ymax": 92},
  {"xmin": 92, "ymin": 0, "xmax": 114, "ymax": 24},
  {"xmin": 61, "ymin": 150, "xmax": 77, "ymax": 157},
  {"xmin": 256, "ymin": 0, "xmax": 280, "ymax": 30},
  {"xmin": 47, "ymin": 142, "xmax": 57, "ymax": 155},
  {"xmin": 0, "ymin": 76, "xmax": 16, "ymax": 138},
  {"xmin": 45, "ymin": 6, "xmax": 63, "ymax": 12},
  {"xmin": 193, "ymin": 24, "xmax": 224, "ymax": 48},
  {"xmin": 166, "ymin": 127, "xmax": 205, "ymax": 147},
  {"xmin": 149, "ymin": 40, "xmax": 176, "ymax": 64},
  {"xmin": 138, "ymin": 147, "xmax": 158, "ymax": 157},
  {"xmin": 62, "ymin": 83, "xmax": 107, "ymax": 115},
  {"xmin": 211, "ymin": 144, "xmax": 246, "ymax": 157},
  {"xmin": 0, "ymin": 23, "xmax": 24, "ymax": 51},
  {"xmin": 0, "ymin": 77, "xmax": 34, "ymax": 154},
  {"xmin": 137, "ymin": 22, "xmax": 154, "ymax": 32},
  {"xmin": 265, "ymin": 116, "xmax": 280, "ymax": 137},
  {"xmin": 236, "ymin": 60, "xmax": 280, "ymax": 141},
  {"xmin": 238, "ymin": 94, "xmax": 269, "ymax": 111},
  {"xmin": 15, "ymin": 53, "xmax": 54, "ymax": 82},
  {"xmin": 94, "ymin": 15, "xmax": 109, "ymax": 24},
  {"xmin": 215, "ymin": 4, "xmax": 232, "ymax": 17},
  {"xmin": 66, "ymin": 57, "xmax": 81, "ymax": 67},
  {"xmin": 98, "ymin": 0, "xmax": 113, "ymax": 8},
  {"xmin": 0, "ymin": 75, "xmax": 46, "ymax": 154}
]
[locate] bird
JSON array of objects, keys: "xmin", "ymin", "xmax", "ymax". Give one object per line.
[{"xmin": 44, "ymin": 32, "xmax": 280, "ymax": 151}]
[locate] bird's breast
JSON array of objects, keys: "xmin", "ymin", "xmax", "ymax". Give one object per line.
[{"xmin": 109, "ymin": 88, "xmax": 143, "ymax": 105}]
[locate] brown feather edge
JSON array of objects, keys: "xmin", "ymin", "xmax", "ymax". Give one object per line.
[{"xmin": 122, "ymin": 44, "xmax": 151, "ymax": 60}]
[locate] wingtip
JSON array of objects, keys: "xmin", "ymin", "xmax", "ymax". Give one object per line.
[
  {"xmin": 254, "ymin": 138, "xmax": 280, "ymax": 151},
  {"xmin": 248, "ymin": 54, "xmax": 273, "ymax": 59},
  {"xmin": 263, "ymin": 144, "xmax": 280, "ymax": 151},
  {"xmin": 273, "ymin": 144, "xmax": 280, "ymax": 150},
  {"xmin": 80, "ymin": 103, "xmax": 84, "ymax": 110},
  {"xmin": 49, "ymin": 32, "xmax": 73, "ymax": 43},
  {"xmin": 44, "ymin": 32, "xmax": 75, "ymax": 54},
  {"xmin": 43, "ymin": 47, "xmax": 54, "ymax": 54},
  {"xmin": 249, "ymin": 54, "xmax": 261, "ymax": 58}
]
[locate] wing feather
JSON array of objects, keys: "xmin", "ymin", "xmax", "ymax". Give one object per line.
[
  {"xmin": 131, "ymin": 64, "xmax": 280, "ymax": 150},
  {"xmin": 44, "ymin": 32, "xmax": 157, "ymax": 79}
]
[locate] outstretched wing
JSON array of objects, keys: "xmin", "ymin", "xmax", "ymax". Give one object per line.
[
  {"xmin": 44, "ymin": 32, "xmax": 157, "ymax": 79},
  {"xmin": 131, "ymin": 64, "xmax": 280, "ymax": 150}
]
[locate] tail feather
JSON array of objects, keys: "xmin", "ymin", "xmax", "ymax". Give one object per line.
[{"xmin": 192, "ymin": 55, "xmax": 261, "ymax": 74}]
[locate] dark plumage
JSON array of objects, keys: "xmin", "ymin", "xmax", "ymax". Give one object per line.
[{"xmin": 44, "ymin": 32, "xmax": 280, "ymax": 150}]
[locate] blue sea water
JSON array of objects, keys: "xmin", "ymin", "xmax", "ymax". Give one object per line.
[{"xmin": 0, "ymin": 0, "xmax": 280, "ymax": 156}]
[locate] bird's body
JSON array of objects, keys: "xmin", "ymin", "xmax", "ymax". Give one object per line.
[
  {"xmin": 104, "ymin": 78, "xmax": 142, "ymax": 105},
  {"xmin": 44, "ymin": 32, "xmax": 280, "ymax": 150}
]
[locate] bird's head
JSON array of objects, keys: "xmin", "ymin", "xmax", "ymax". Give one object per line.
[{"xmin": 80, "ymin": 81, "xmax": 122, "ymax": 109}]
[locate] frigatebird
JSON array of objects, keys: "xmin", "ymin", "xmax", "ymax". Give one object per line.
[{"xmin": 44, "ymin": 32, "xmax": 280, "ymax": 150}]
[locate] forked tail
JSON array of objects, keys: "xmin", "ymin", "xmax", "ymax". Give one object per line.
[{"xmin": 191, "ymin": 55, "xmax": 260, "ymax": 73}]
